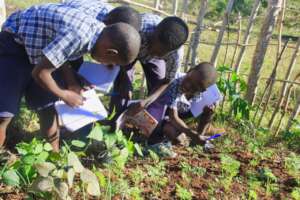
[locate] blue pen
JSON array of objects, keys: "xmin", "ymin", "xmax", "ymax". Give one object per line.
[{"xmin": 206, "ymin": 132, "xmax": 225, "ymax": 141}]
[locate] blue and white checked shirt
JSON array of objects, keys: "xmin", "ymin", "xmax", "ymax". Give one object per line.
[
  {"xmin": 63, "ymin": 0, "xmax": 113, "ymax": 22},
  {"xmin": 139, "ymin": 13, "xmax": 184, "ymax": 81},
  {"xmin": 2, "ymin": 3, "xmax": 105, "ymax": 68}
]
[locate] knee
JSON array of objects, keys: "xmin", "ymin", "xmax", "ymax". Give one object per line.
[
  {"xmin": 162, "ymin": 123, "xmax": 179, "ymax": 141},
  {"xmin": 0, "ymin": 117, "xmax": 12, "ymax": 129}
]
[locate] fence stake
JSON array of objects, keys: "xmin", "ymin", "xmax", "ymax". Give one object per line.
[
  {"xmin": 210, "ymin": 0, "xmax": 235, "ymax": 67},
  {"xmin": 269, "ymin": 37, "xmax": 300, "ymax": 128},
  {"xmin": 190, "ymin": 0, "xmax": 208, "ymax": 68},
  {"xmin": 234, "ymin": 0, "xmax": 261, "ymax": 73},
  {"xmin": 245, "ymin": 0, "xmax": 282, "ymax": 104}
]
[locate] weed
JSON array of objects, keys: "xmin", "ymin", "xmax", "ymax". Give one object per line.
[
  {"xmin": 291, "ymin": 188, "xmax": 300, "ymax": 200},
  {"xmin": 220, "ymin": 154, "xmax": 240, "ymax": 191},
  {"xmin": 284, "ymin": 153, "xmax": 300, "ymax": 178},
  {"xmin": 258, "ymin": 168, "xmax": 279, "ymax": 196},
  {"xmin": 175, "ymin": 184, "xmax": 193, "ymax": 200}
]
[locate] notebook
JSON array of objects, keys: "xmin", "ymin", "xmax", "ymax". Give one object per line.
[
  {"xmin": 78, "ymin": 62, "xmax": 120, "ymax": 93},
  {"xmin": 55, "ymin": 89, "xmax": 107, "ymax": 132},
  {"xmin": 116, "ymin": 109, "xmax": 158, "ymax": 137},
  {"xmin": 190, "ymin": 84, "xmax": 223, "ymax": 117}
]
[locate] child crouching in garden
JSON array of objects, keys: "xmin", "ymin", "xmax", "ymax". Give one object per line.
[{"xmin": 124, "ymin": 62, "xmax": 220, "ymax": 146}]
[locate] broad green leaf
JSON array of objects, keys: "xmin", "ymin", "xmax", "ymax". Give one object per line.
[
  {"xmin": 68, "ymin": 152, "xmax": 84, "ymax": 173},
  {"xmin": 104, "ymin": 134, "xmax": 117, "ymax": 149},
  {"xmin": 30, "ymin": 177, "xmax": 53, "ymax": 192},
  {"xmin": 2, "ymin": 170, "xmax": 20, "ymax": 186},
  {"xmin": 94, "ymin": 171, "xmax": 107, "ymax": 188},
  {"xmin": 87, "ymin": 124, "xmax": 103, "ymax": 142},
  {"xmin": 33, "ymin": 143, "xmax": 44, "ymax": 154},
  {"xmin": 22, "ymin": 154, "xmax": 36, "ymax": 164},
  {"xmin": 67, "ymin": 168, "xmax": 75, "ymax": 188},
  {"xmin": 54, "ymin": 179, "xmax": 69, "ymax": 200},
  {"xmin": 134, "ymin": 143, "xmax": 144, "ymax": 157},
  {"xmin": 36, "ymin": 151, "xmax": 49, "ymax": 163},
  {"xmin": 44, "ymin": 143, "xmax": 53, "ymax": 151},
  {"xmin": 35, "ymin": 162, "xmax": 56, "ymax": 177},
  {"xmin": 71, "ymin": 140, "xmax": 86, "ymax": 148},
  {"xmin": 80, "ymin": 169, "xmax": 98, "ymax": 184}
]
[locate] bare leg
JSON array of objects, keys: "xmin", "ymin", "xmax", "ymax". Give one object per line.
[
  {"xmin": 197, "ymin": 110, "xmax": 214, "ymax": 135},
  {"xmin": 0, "ymin": 117, "xmax": 12, "ymax": 147},
  {"xmin": 38, "ymin": 106, "xmax": 59, "ymax": 152}
]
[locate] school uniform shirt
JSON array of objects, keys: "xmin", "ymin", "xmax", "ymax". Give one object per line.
[
  {"xmin": 63, "ymin": 0, "xmax": 113, "ymax": 22},
  {"xmin": 139, "ymin": 13, "xmax": 184, "ymax": 81},
  {"xmin": 2, "ymin": 3, "xmax": 105, "ymax": 68}
]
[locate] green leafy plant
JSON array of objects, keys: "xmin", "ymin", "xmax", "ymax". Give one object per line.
[
  {"xmin": 291, "ymin": 188, "xmax": 300, "ymax": 200},
  {"xmin": 217, "ymin": 66, "xmax": 251, "ymax": 120},
  {"xmin": 284, "ymin": 153, "xmax": 300, "ymax": 178},
  {"xmin": 220, "ymin": 154, "xmax": 241, "ymax": 191},
  {"xmin": 258, "ymin": 168, "xmax": 278, "ymax": 196},
  {"xmin": 175, "ymin": 184, "xmax": 193, "ymax": 200}
]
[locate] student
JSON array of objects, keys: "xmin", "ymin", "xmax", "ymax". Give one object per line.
[
  {"xmin": 126, "ymin": 62, "xmax": 218, "ymax": 145},
  {"xmin": 60, "ymin": 0, "xmax": 189, "ymax": 121},
  {"xmin": 64, "ymin": 0, "xmax": 141, "ymax": 31},
  {"xmin": 0, "ymin": 3, "xmax": 141, "ymax": 151},
  {"xmin": 110, "ymin": 14, "xmax": 189, "ymax": 120}
]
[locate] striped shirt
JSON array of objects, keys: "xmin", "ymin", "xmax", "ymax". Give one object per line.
[{"xmin": 2, "ymin": 3, "xmax": 105, "ymax": 68}]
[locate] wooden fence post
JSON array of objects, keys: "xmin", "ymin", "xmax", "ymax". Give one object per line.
[
  {"xmin": 230, "ymin": 12, "xmax": 242, "ymax": 67},
  {"xmin": 154, "ymin": 0, "xmax": 160, "ymax": 9},
  {"xmin": 172, "ymin": 0, "xmax": 178, "ymax": 15},
  {"xmin": 180, "ymin": 0, "xmax": 189, "ymax": 19},
  {"xmin": 190, "ymin": 0, "xmax": 208, "ymax": 68},
  {"xmin": 245, "ymin": 0, "xmax": 282, "ymax": 104},
  {"xmin": 234, "ymin": 0, "xmax": 261, "ymax": 73},
  {"xmin": 0, "ymin": 0, "xmax": 6, "ymax": 26},
  {"xmin": 269, "ymin": 37, "xmax": 300, "ymax": 128},
  {"xmin": 286, "ymin": 96, "xmax": 300, "ymax": 131},
  {"xmin": 210, "ymin": 0, "xmax": 235, "ymax": 67}
]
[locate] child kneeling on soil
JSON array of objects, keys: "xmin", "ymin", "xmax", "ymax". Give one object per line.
[{"xmin": 126, "ymin": 62, "xmax": 218, "ymax": 145}]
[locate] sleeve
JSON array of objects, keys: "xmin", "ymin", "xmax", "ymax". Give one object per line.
[
  {"xmin": 164, "ymin": 46, "xmax": 184, "ymax": 81},
  {"xmin": 42, "ymin": 28, "xmax": 82, "ymax": 68}
]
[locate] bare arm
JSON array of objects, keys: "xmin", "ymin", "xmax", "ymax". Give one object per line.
[
  {"xmin": 31, "ymin": 56, "xmax": 84, "ymax": 107},
  {"xmin": 168, "ymin": 108, "xmax": 205, "ymax": 144}
]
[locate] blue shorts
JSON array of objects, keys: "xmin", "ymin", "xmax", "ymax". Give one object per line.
[
  {"xmin": 0, "ymin": 31, "xmax": 82, "ymax": 117},
  {"xmin": 0, "ymin": 31, "xmax": 34, "ymax": 117}
]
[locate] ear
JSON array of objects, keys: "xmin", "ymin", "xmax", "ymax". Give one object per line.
[{"xmin": 106, "ymin": 49, "xmax": 119, "ymax": 56}]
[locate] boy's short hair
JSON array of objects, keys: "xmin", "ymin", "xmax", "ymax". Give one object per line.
[
  {"xmin": 104, "ymin": 6, "xmax": 141, "ymax": 31},
  {"xmin": 103, "ymin": 22, "xmax": 141, "ymax": 64},
  {"xmin": 156, "ymin": 16, "xmax": 189, "ymax": 51},
  {"xmin": 193, "ymin": 62, "xmax": 217, "ymax": 88}
]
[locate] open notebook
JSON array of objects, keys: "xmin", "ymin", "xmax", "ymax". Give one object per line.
[
  {"xmin": 116, "ymin": 109, "xmax": 158, "ymax": 137},
  {"xmin": 55, "ymin": 89, "xmax": 107, "ymax": 132},
  {"xmin": 190, "ymin": 84, "xmax": 223, "ymax": 117},
  {"xmin": 78, "ymin": 62, "xmax": 120, "ymax": 93}
]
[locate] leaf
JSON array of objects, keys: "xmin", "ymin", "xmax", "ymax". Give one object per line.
[
  {"xmin": 71, "ymin": 140, "xmax": 86, "ymax": 148},
  {"xmin": 30, "ymin": 177, "xmax": 53, "ymax": 192},
  {"xmin": 68, "ymin": 152, "xmax": 84, "ymax": 173},
  {"xmin": 35, "ymin": 162, "xmax": 56, "ymax": 177},
  {"xmin": 2, "ymin": 170, "xmax": 20, "ymax": 186},
  {"xmin": 36, "ymin": 151, "xmax": 49, "ymax": 163},
  {"xmin": 87, "ymin": 124, "xmax": 103, "ymax": 142},
  {"xmin": 33, "ymin": 143, "xmax": 44, "ymax": 154},
  {"xmin": 134, "ymin": 143, "xmax": 144, "ymax": 157},
  {"xmin": 44, "ymin": 143, "xmax": 53, "ymax": 151},
  {"xmin": 80, "ymin": 169, "xmax": 100, "ymax": 196},
  {"xmin": 52, "ymin": 169, "xmax": 64, "ymax": 178},
  {"xmin": 54, "ymin": 179, "xmax": 69, "ymax": 200},
  {"xmin": 22, "ymin": 154, "xmax": 36, "ymax": 164},
  {"xmin": 67, "ymin": 168, "xmax": 75, "ymax": 188},
  {"xmin": 87, "ymin": 181, "xmax": 101, "ymax": 196},
  {"xmin": 80, "ymin": 169, "xmax": 98, "ymax": 184}
]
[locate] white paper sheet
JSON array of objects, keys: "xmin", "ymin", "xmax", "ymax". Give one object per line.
[
  {"xmin": 190, "ymin": 84, "xmax": 222, "ymax": 117},
  {"xmin": 78, "ymin": 62, "xmax": 120, "ymax": 93},
  {"xmin": 55, "ymin": 89, "xmax": 107, "ymax": 132}
]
